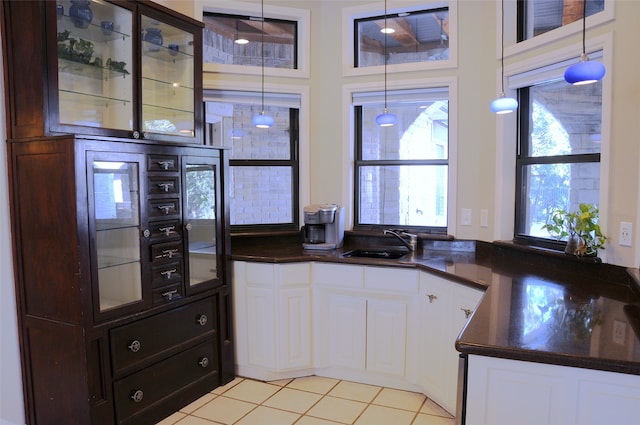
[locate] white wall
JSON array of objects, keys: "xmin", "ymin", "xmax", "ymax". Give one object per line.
[{"xmin": 0, "ymin": 31, "xmax": 26, "ymax": 425}]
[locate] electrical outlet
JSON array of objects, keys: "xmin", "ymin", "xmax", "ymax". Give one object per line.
[
  {"xmin": 461, "ymin": 208, "xmax": 472, "ymax": 226},
  {"xmin": 620, "ymin": 222, "xmax": 632, "ymax": 247}
]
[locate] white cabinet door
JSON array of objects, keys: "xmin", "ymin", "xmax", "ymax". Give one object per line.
[
  {"xmin": 465, "ymin": 354, "xmax": 640, "ymax": 425},
  {"xmin": 418, "ymin": 272, "xmax": 484, "ymax": 414},
  {"xmin": 246, "ymin": 285, "xmax": 276, "ymax": 368},
  {"xmin": 418, "ymin": 273, "xmax": 454, "ymax": 410},
  {"xmin": 276, "ymin": 285, "xmax": 312, "ymax": 370},
  {"xmin": 367, "ymin": 298, "xmax": 408, "ymax": 376},
  {"xmin": 328, "ymin": 293, "xmax": 367, "ymax": 370}
]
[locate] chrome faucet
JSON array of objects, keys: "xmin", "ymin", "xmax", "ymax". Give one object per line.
[{"xmin": 383, "ymin": 229, "xmax": 418, "ymax": 251}]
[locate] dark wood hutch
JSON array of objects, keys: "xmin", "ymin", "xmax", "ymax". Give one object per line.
[{"xmin": 2, "ymin": 1, "xmax": 234, "ymax": 424}]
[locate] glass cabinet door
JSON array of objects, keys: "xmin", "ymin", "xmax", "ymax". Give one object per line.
[
  {"xmin": 140, "ymin": 13, "xmax": 195, "ymax": 139},
  {"xmin": 90, "ymin": 155, "xmax": 144, "ymax": 316},
  {"xmin": 184, "ymin": 157, "xmax": 220, "ymax": 291},
  {"xmin": 56, "ymin": 0, "xmax": 133, "ymax": 131}
]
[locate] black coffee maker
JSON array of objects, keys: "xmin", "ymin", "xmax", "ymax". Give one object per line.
[{"xmin": 302, "ymin": 204, "xmax": 345, "ymax": 250}]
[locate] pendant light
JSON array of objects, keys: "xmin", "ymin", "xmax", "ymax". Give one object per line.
[
  {"xmin": 564, "ymin": 0, "xmax": 605, "ymax": 85},
  {"xmin": 376, "ymin": 0, "xmax": 397, "ymax": 127},
  {"xmin": 490, "ymin": 0, "xmax": 518, "ymax": 114},
  {"xmin": 252, "ymin": 0, "xmax": 274, "ymax": 128}
]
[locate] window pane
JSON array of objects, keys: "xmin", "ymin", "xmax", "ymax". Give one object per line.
[
  {"xmin": 520, "ymin": 0, "xmax": 604, "ymax": 40},
  {"xmin": 528, "ymin": 80, "xmax": 602, "ymax": 157},
  {"xmin": 203, "ymin": 13, "xmax": 297, "ymax": 69},
  {"xmin": 355, "ymin": 8, "xmax": 449, "ymax": 67},
  {"xmin": 229, "ymin": 166, "xmax": 292, "ymax": 225},
  {"xmin": 358, "ymin": 165, "xmax": 447, "ymax": 227},
  {"xmin": 523, "ymin": 162, "xmax": 600, "ymax": 238},
  {"xmin": 227, "ymin": 106, "xmax": 290, "ymax": 160},
  {"xmin": 361, "ymin": 101, "xmax": 448, "ymax": 161}
]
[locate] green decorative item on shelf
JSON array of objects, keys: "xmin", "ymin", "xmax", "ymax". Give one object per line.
[
  {"xmin": 57, "ymin": 33, "xmax": 94, "ymax": 65},
  {"xmin": 542, "ymin": 203, "xmax": 607, "ymax": 257},
  {"xmin": 106, "ymin": 58, "xmax": 129, "ymax": 74}
]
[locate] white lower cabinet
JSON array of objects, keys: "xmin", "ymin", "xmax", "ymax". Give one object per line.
[
  {"xmin": 313, "ymin": 263, "xmax": 419, "ymax": 388},
  {"xmin": 417, "ymin": 272, "xmax": 484, "ymax": 414},
  {"xmin": 233, "ymin": 260, "xmax": 486, "ymax": 412},
  {"xmin": 234, "ymin": 261, "xmax": 312, "ymax": 380},
  {"xmin": 465, "ymin": 354, "xmax": 640, "ymax": 425}
]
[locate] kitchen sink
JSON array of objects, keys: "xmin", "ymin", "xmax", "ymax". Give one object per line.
[{"xmin": 342, "ymin": 248, "xmax": 408, "ymax": 259}]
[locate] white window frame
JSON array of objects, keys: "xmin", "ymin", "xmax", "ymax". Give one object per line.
[
  {"xmin": 494, "ymin": 31, "xmax": 613, "ymax": 260},
  {"xmin": 342, "ymin": 77, "xmax": 458, "ymax": 233}
]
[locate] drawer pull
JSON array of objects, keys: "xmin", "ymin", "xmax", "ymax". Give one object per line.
[
  {"xmin": 427, "ymin": 294, "xmax": 438, "ymax": 303},
  {"xmin": 157, "ymin": 160, "xmax": 174, "ymax": 170},
  {"xmin": 197, "ymin": 314, "xmax": 208, "ymax": 326},
  {"xmin": 198, "ymin": 357, "xmax": 209, "ymax": 368},
  {"xmin": 157, "ymin": 205, "xmax": 175, "ymax": 215},
  {"xmin": 160, "ymin": 269, "xmax": 177, "ymax": 279},
  {"xmin": 157, "ymin": 182, "xmax": 174, "ymax": 192},
  {"xmin": 128, "ymin": 340, "xmax": 141, "ymax": 353},
  {"xmin": 162, "ymin": 289, "xmax": 180, "ymax": 301},
  {"xmin": 159, "ymin": 226, "xmax": 176, "ymax": 236},
  {"xmin": 156, "ymin": 249, "xmax": 179, "ymax": 260},
  {"xmin": 461, "ymin": 308, "xmax": 473, "ymax": 319},
  {"xmin": 130, "ymin": 389, "xmax": 144, "ymax": 403}
]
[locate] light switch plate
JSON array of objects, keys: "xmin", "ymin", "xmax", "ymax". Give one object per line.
[{"xmin": 461, "ymin": 208, "xmax": 472, "ymax": 226}]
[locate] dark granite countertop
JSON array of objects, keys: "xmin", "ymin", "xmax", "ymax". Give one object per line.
[{"xmin": 230, "ymin": 232, "xmax": 640, "ymax": 376}]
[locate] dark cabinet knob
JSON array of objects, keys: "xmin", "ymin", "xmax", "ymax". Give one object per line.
[
  {"xmin": 127, "ymin": 340, "xmax": 141, "ymax": 353},
  {"xmin": 197, "ymin": 314, "xmax": 208, "ymax": 326},
  {"xmin": 199, "ymin": 357, "xmax": 209, "ymax": 368}
]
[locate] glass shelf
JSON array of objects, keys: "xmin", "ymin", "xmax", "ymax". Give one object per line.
[
  {"xmin": 142, "ymin": 42, "xmax": 193, "ymax": 62},
  {"xmin": 58, "ymin": 57, "xmax": 130, "ymax": 80},
  {"xmin": 58, "ymin": 15, "xmax": 130, "ymax": 43},
  {"xmin": 60, "ymin": 89, "xmax": 131, "ymax": 107},
  {"xmin": 142, "ymin": 76, "xmax": 194, "ymax": 93},
  {"xmin": 98, "ymin": 255, "xmax": 140, "ymax": 269}
]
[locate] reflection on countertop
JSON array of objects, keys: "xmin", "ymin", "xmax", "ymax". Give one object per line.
[{"xmin": 230, "ymin": 232, "xmax": 640, "ymax": 375}]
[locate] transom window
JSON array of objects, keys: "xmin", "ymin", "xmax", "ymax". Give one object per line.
[
  {"xmin": 517, "ymin": 0, "xmax": 604, "ymax": 41},
  {"xmin": 203, "ymin": 12, "xmax": 297, "ymax": 69},
  {"xmin": 354, "ymin": 7, "xmax": 449, "ymax": 67},
  {"xmin": 354, "ymin": 88, "xmax": 449, "ymax": 232},
  {"xmin": 515, "ymin": 78, "xmax": 602, "ymax": 248}
]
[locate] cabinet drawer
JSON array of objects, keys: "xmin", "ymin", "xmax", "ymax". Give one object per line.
[
  {"xmin": 148, "ymin": 220, "xmax": 182, "ymax": 241},
  {"xmin": 148, "ymin": 175, "xmax": 179, "ymax": 195},
  {"xmin": 110, "ymin": 297, "xmax": 216, "ymax": 374},
  {"xmin": 147, "ymin": 154, "xmax": 178, "ymax": 172},
  {"xmin": 152, "ymin": 283, "xmax": 184, "ymax": 304},
  {"xmin": 151, "ymin": 261, "xmax": 183, "ymax": 287},
  {"xmin": 151, "ymin": 241, "xmax": 183, "ymax": 263},
  {"xmin": 148, "ymin": 198, "xmax": 180, "ymax": 218},
  {"xmin": 113, "ymin": 339, "xmax": 217, "ymax": 424},
  {"xmin": 365, "ymin": 267, "xmax": 419, "ymax": 293}
]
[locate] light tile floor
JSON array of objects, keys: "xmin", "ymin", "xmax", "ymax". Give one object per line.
[{"xmin": 157, "ymin": 376, "xmax": 455, "ymax": 425}]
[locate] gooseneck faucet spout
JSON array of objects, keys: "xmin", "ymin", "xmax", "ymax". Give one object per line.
[{"xmin": 384, "ymin": 229, "xmax": 418, "ymax": 251}]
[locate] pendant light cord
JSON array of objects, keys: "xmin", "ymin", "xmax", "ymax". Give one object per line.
[
  {"xmin": 261, "ymin": 0, "xmax": 265, "ymax": 114},
  {"xmin": 383, "ymin": 0, "xmax": 388, "ymax": 110},
  {"xmin": 581, "ymin": 0, "xmax": 587, "ymax": 55},
  {"xmin": 499, "ymin": 0, "xmax": 505, "ymax": 95}
]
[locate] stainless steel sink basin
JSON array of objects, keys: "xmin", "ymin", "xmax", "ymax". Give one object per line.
[{"xmin": 342, "ymin": 249, "xmax": 408, "ymax": 259}]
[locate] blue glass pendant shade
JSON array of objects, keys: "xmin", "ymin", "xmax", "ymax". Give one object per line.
[
  {"xmin": 376, "ymin": 111, "xmax": 397, "ymax": 127},
  {"xmin": 490, "ymin": 94, "xmax": 518, "ymax": 114},
  {"xmin": 252, "ymin": 113, "xmax": 274, "ymax": 128},
  {"xmin": 564, "ymin": 55, "xmax": 606, "ymax": 85}
]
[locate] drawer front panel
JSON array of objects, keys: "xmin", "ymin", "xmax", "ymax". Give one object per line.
[
  {"xmin": 151, "ymin": 241, "xmax": 183, "ymax": 263},
  {"xmin": 147, "ymin": 155, "xmax": 179, "ymax": 172},
  {"xmin": 152, "ymin": 283, "xmax": 184, "ymax": 304},
  {"xmin": 149, "ymin": 198, "xmax": 180, "ymax": 218},
  {"xmin": 113, "ymin": 339, "xmax": 217, "ymax": 423},
  {"xmin": 148, "ymin": 175, "xmax": 179, "ymax": 195},
  {"xmin": 110, "ymin": 297, "xmax": 216, "ymax": 373},
  {"xmin": 151, "ymin": 261, "xmax": 183, "ymax": 287},
  {"xmin": 148, "ymin": 220, "xmax": 182, "ymax": 242}
]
